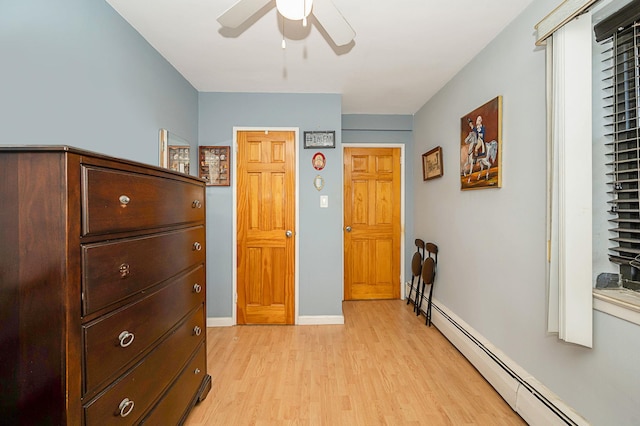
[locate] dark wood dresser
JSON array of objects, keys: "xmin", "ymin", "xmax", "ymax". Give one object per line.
[{"xmin": 0, "ymin": 146, "xmax": 211, "ymax": 425}]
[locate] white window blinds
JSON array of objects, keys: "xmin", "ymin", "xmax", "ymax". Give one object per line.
[{"xmin": 595, "ymin": 2, "xmax": 640, "ymax": 286}]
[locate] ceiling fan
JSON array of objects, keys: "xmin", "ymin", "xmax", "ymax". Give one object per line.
[{"xmin": 217, "ymin": 0, "xmax": 356, "ymax": 47}]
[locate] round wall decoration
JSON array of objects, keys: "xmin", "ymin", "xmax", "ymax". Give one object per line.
[{"xmin": 312, "ymin": 152, "xmax": 326, "ymax": 170}]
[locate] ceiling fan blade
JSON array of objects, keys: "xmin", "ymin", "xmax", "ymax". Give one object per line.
[
  {"xmin": 312, "ymin": 0, "xmax": 355, "ymax": 46},
  {"xmin": 217, "ymin": 0, "xmax": 272, "ymax": 28}
]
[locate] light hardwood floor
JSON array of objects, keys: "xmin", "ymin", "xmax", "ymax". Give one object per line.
[{"xmin": 185, "ymin": 300, "xmax": 525, "ymax": 425}]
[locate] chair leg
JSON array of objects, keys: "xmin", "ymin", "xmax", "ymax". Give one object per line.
[
  {"xmin": 406, "ymin": 276, "xmax": 415, "ymax": 305},
  {"xmin": 411, "ymin": 276, "xmax": 421, "ymax": 312},
  {"xmin": 415, "ymin": 281, "xmax": 426, "ymax": 316},
  {"xmin": 425, "ymin": 284, "xmax": 435, "ymax": 326}
]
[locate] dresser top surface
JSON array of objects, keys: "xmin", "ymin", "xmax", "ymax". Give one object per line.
[
  {"xmin": 0, "ymin": 145, "xmax": 206, "ymax": 183},
  {"xmin": 1, "ymin": 144, "xmax": 120, "ymax": 157}
]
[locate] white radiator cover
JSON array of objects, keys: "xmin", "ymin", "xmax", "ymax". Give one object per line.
[{"xmin": 409, "ymin": 284, "xmax": 589, "ymax": 426}]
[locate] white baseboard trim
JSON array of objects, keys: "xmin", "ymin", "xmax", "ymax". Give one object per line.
[
  {"xmin": 298, "ymin": 315, "xmax": 345, "ymax": 325},
  {"xmin": 406, "ymin": 283, "xmax": 587, "ymax": 426},
  {"xmin": 206, "ymin": 317, "xmax": 234, "ymax": 327}
]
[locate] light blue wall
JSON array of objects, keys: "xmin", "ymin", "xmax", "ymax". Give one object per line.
[
  {"xmin": 412, "ymin": 0, "xmax": 640, "ymax": 424},
  {"xmin": 0, "ymin": 0, "xmax": 198, "ymax": 164},
  {"xmin": 342, "ymin": 114, "xmax": 415, "ymax": 280},
  {"xmin": 198, "ymin": 93, "xmax": 343, "ymax": 317}
]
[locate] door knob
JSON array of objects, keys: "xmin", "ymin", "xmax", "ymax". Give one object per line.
[
  {"xmin": 285, "ymin": 230, "xmax": 293, "ymax": 238},
  {"xmin": 345, "ymin": 226, "xmax": 352, "ymax": 232}
]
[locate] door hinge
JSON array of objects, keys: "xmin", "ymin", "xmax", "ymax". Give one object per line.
[{"xmin": 235, "ymin": 293, "xmax": 238, "ymax": 304}]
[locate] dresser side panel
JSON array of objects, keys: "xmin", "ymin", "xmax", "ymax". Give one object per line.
[{"xmin": 0, "ymin": 152, "xmax": 76, "ymax": 424}]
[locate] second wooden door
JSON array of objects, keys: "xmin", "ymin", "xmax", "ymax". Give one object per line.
[
  {"xmin": 236, "ymin": 130, "xmax": 296, "ymax": 324},
  {"xmin": 344, "ymin": 147, "xmax": 401, "ymax": 300}
]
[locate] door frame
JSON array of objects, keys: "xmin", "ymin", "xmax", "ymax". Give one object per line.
[
  {"xmin": 341, "ymin": 143, "xmax": 406, "ymax": 300},
  {"xmin": 232, "ymin": 127, "xmax": 300, "ymax": 325}
]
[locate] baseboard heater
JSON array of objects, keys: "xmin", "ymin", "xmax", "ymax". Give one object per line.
[{"xmin": 408, "ymin": 285, "xmax": 588, "ymax": 426}]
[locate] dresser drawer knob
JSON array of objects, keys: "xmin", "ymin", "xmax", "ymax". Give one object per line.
[
  {"xmin": 193, "ymin": 326, "xmax": 202, "ymax": 336},
  {"xmin": 192, "ymin": 242, "xmax": 202, "ymax": 251},
  {"xmin": 118, "ymin": 398, "xmax": 135, "ymax": 418},
  {"xmin": 119, "ymin": 263, "xmax": 130, "ymax": 278},
  {"xmin": 119, "ymin": 195, "xmax": 130, "ymax": 205},
  {"xmin": 118, "ymin": 331, "xmax": 135, "ymax": 348},
  {"xmin": 192, "ymin": 199, "xmax": 202, "ymax": 209},
  {"xmin": 193, "ymin": 283, "xmax": 202, "ymax": 294},
  {"xmin": 194, "ymin": 368, "xmax": 201, "ymax": 375}
]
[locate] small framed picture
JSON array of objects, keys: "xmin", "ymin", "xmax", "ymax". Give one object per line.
[
  {"xmin": 422, "ymin": 146, "xmax": 443, "ymax": 181},
  {"xmin": 199, "ymin": 146, "xmax": 230, "ymax": 186},
  {"xmin": 304, "ymin": 131, "xmax": 335, "ymax": 149},
  {"xmin": 167, "ymin": 145, "xmax": 190, "ymax": 174}
]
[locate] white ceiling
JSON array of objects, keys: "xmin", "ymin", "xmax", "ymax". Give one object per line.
[{"xmin": 105, "ymin": 0, "xmax": 535, "ymax": 115}]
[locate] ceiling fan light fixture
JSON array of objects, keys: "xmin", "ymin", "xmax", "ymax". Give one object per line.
[
  {"xmin": 276, "ymin": 0, "xmax": 313, "ymax": 21},
  {"xmin": 217, "ymin": 0, "xmax": 354, "ymax": 47}
]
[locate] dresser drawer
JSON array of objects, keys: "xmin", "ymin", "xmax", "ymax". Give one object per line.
[
  {"xmin": 141, "ymin": 343, "xmax": 207, "ymax": 425},
  {"xmin": 81, "ymin": 165, "xmax": 204, "ymax": 237},
  {"xmin": 82, "ymin": 226, "xmax": 205, "ymax": 315},
  {"xmin": 83, "ymin": 266, "xmax": 205, "ymax": 394},
  {"xmin": 83, "ymin": 304, "xmax": 205, "ymax": 425}
]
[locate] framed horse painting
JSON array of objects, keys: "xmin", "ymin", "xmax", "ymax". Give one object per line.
[{"xmin": 460, "ymin": 96, "xmax": 502, "ymax": 190}]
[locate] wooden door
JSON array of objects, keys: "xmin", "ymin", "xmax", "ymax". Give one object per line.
[
  {"xmin": 344, "ymin": 147, "xmax": 401, "ymax": 300},
  {"xmin": 237, "ymin": 130, "xmax": 296, "ymax": 324}
]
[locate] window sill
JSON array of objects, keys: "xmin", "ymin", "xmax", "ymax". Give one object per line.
[{"xmin": 593, "ymin": 288, "xmax": 640, "ymax": 326}]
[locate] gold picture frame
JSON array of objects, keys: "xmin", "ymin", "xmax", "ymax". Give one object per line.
[
  {"xmin": 422, "ymin": 146, "xmax": 443, "ymax": 181},
  {"xmin": 460, "ymin": 96, "xmax": 502, "ymax": 190}
]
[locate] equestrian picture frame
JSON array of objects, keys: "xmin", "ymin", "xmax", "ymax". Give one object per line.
[
  {"xmin": 422, "ymin": 146, "xmax": 443, "ymax": 181},
  {"xmin": 460, "ymin": 96, "xmax": 502, "ymax": 190}
]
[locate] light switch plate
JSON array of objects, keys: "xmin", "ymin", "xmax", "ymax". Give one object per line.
[{"xmin": 320, "ymin": 195, "xmax": 328, "ymax": 208}]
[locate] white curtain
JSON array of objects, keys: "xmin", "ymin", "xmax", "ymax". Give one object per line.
[{"xmin": 545, "ymin": 12, "xmax": 593, "ymax": 348}]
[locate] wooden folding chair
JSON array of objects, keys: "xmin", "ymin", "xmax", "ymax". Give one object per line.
[
  {"xmin": 415, "ymin": 243, "xmax": 438, "ymax": 326},
  {"xmin": 406, "ymin": 239, "xmax": 424, "ymax": 310}
]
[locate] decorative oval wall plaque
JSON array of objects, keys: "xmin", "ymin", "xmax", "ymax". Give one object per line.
[
  {"xmin": 314, "ymin": 175, "xmax": 325, "ymax": 191},
  {"xmin": 312, "ymin": 152, "xmax": 326, "ymax": 170}
]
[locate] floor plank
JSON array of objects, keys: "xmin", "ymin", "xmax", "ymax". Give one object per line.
[{"xmin": 185, "ymin": 300, "xmax": 526, "ymax": 425}]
